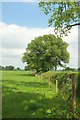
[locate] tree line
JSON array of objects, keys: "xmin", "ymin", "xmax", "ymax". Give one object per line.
[
  {"xmin": 0, "ymin": 65, "xmax": 21, "ymax": 70},
  {"xmin": 0, "ymin": 65, "xmax": 30, "ymax": 71},
  {"xmin": 0, "ymin": 65, "xmax": 79, "ymax": 71}
]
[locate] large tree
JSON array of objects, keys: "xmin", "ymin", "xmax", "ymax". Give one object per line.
[
  {"xmin": 39, "ymin": 1, "xmax": 80, "ymax": 37},
  {"xmin": 22, "ymin": 34, "xmax": 69, "ymax": 73}
]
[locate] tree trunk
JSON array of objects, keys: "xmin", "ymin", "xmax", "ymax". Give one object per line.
[{"xmin": 55, "ymin": 66, "xmax": 57, "ymax": 71}]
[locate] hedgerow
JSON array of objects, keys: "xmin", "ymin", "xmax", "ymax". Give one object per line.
[
  {"xmin": 41, "ymin": 71, "xmax": 80, "ymax": 118},
  {"xmin": 41, "ymin": 71, "xmax": 79, "ymax": 100},
  {"xmin": 41, "ymin": 71, "xmax": 78, "ymax": 89}
]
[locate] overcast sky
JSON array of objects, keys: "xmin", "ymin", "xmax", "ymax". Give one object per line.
[{"xmin": 0, "ymin": 2, "xmax": 79, "ymax": 69}]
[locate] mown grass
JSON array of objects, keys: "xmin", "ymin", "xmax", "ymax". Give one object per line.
[{"xmin": 1, "ymin": 70, "xmax": 79, "ymax": 118}]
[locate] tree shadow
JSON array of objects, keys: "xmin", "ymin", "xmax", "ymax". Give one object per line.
[
  {"xmin": 18, "ymin": 73, "xmax": 34, "ymax": 77},
  {"xmin": 2, "ymin": 85, "xmax": 68, "ymax": 118},
  {"xmin": 19, "ymin": 81, "xmax": 48, "ymax": 88},
  {"xmin": 2, "ymin": 85, "xmax": 49, "ymax": 118},
  {"xmin": 2, "ymin": 80, "xmax": 18, "ymax": 84},
  {"xmin": 2, "ymin": 85, "xmax": 18, "ymax": 95},
  {"xmin": 2, "ymin": 79, "xmax": 48, "ymax": 88}
]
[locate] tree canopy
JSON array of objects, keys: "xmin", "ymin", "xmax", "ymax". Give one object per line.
[
  {"xmin": 22, "ymin": 34, "xmax": 69, "ymax": 73},
  {"xmin": 39, "ymin": 1, "xmax": 80, "ymax": 36}
]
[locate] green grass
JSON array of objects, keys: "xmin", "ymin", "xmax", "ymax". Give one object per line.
[
  {"xmin": 1, "ymin": 70, "xmax": 56, "ymax": 118},
  {"xmin": 1, "ymin": 70, "xmax": 79, "ymax": 118}
]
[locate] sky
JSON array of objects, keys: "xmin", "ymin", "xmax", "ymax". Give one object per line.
[{"xmin": 0, "ymin": 2, "xmax": 79, "ymax": 69}]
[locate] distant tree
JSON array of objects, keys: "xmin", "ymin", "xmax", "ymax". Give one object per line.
[
  {"xmin": 78, "ymin": 67, "xmax": 80, "ymax": 71},
  {"xmin": 39, "ymin": 1, "xmax": 80, "ymax": 37},
  {"xmin": 4, "ymin": 65, "xmax": 14, "ymax": 70},
  {"xmin": 24, "ymin": 66, "xmax": 30, "ymax": 71},
  {"xmin": 16, "ymin": 67, "xmax": 21, "ymax": 70},
  {"xmin": 22, "ymin": 34, "xmax": 69, "ymax": 73},
  {"xmin": 0, "ymin": 65, "xmax": 4, "ymax": 70},
  {"xmin": 64, "ymin": 67, "xmax": 76, "ymax": 71}
]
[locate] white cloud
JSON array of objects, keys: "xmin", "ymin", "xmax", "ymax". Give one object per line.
[
  {"xmin": 62, "ymin": 26, "xmax": 78, "ymax": 68},
  {"xmin": 0, "ymin": 22, "xmax": 79, "ymax": 69},
  {"xmin": 0, "ymin": 22, "xmax": 55, "ymax": 49}
]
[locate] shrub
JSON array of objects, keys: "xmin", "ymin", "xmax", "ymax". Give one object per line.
[
  {"xmin": 41, "ymin": 71, "xmax": 79, "ymax": 118},
  {"xmin": 41, "ymin": 71, "xmax": 78, "ymax": 90}
]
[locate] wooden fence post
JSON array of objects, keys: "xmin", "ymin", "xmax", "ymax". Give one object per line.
[
  {"xmin": 71, "ymin": 74, "xmax": 76, "ymax": 110},
  {"xmin": 56, "ymin": 80, "xmax": 58, "ymax": 94},
  {"xmin": 49, "ymin": 79, "xmax": 51, "ymax": 89}
]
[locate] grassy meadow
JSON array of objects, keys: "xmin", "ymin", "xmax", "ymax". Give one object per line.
[
  {"xmin": 2, "ymin": 70, "xmax": 56, "ymax": 118},
  {"xmin": 1, "ymin": 70, "xmax": 79, "ymax": 118}
]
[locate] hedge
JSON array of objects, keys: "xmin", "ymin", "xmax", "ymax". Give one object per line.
[{"xmin": 41, "ymin": 71, "xmax": 79, "ymax": 97}]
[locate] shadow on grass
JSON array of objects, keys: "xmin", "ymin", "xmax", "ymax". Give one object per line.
[
  {"xmin": 2, "ymin": 79, "xmax": 48, "ymax": 88},
  {"xmin": 2, "ymin": 85, "xmax": 68, "ymax": 118},
  {"xmin": 18, "ymin": 73, "xmax": 34, "ymax": 77},
  {"xmin": 20, "ymin": 81, "xmax": 48, "ymax": 88},
  {"xmin": 2, "ymin": 80, "xmax": 18, "ymax": 84}
]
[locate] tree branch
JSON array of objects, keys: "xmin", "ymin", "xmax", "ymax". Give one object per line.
[{"xmin": 67, "ymin": 23, "xmax": 80, "ymax": 27}]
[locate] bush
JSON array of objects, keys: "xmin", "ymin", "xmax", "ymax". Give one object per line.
[
  {"xmin": 41, "ymin": 71, "xmax": 78, "ymax": 90},
  {"xmin": 41, "ymin": 71, "xmax": 54, "ymax": 81}
]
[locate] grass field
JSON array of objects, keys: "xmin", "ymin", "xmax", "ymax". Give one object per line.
[{"xmin": 1, "ymin": 70, "xmax": 77, "ymax": 118}]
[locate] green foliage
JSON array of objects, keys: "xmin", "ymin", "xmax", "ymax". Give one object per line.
[
  {"xmin": 42, "ymin": 71, "xmax": 71, "ymax": 88},
  {"xmin": 22, "ymin": 34, "xmax": 69, "ymax": 73},
  {"xmin": 41, "ymin": 71, "xmax": 80, "ymax": 118},
  {"xmin": 39, "ymin": 1, "xmax": 80, "ymax": 36},
  {"xmin": 42, "ymin": 71, "xmax": 78, "ymax": 97}
]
